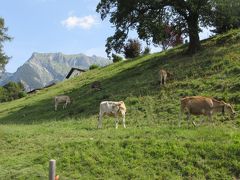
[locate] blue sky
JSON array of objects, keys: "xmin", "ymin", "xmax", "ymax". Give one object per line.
[{"xmin": 0, "ymin": 0, "xmax": 213, "ymax": 73}]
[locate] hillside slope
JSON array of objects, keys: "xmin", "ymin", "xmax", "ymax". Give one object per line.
[{"xmin": 0, "ymin": 30, "xmax": 239, "ymax": 179}]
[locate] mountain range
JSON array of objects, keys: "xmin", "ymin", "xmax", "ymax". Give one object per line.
[{"xmin": 0, "ymin": 52, "xmax": 110, "ymax": 91}]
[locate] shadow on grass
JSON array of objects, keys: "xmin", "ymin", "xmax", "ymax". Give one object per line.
[{"xmin": 0, "ymin": 52, "xmax": 177, "ymax": 125}]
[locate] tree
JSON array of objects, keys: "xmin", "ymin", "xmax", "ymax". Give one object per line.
[
  {"xmin": 142, "ymin": 47, "xmax": 151, "ymax": 55},
  {"xmin": 123, "ymin": 39, "xmax": 142, "ymax": 58},
  {"xmin": 211, "ymin": 0, "xmax": 240, "ymax": 34},
  {"xmin": 160, "ymin": 24, "xmax": 183, "ymax": 50},
  {"xmin": 0, "ymin": 17, "xmax": 12, "ymax": 73},
  {"xmin": 3, "ymin": 81, "xmax": 26, "ymax": 101},
  {"xmin": 97, "ymin": 0, "xmax": 220, "ymax": 55},
  {"xmin": 112, "ymin": 54, "xmax": 123, "ymax": 63},
  {"xmin": 0, "ymin": 86, "xmax": 8, "ymax": 102},
  {"xmin": 89, "ymin": 64, "xmax": 100, "ymax": 70}
]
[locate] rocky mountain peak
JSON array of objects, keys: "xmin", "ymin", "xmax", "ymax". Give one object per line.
[{"xmin": 0, "ymin": 52, "xmax": 111, "ymax": 91}]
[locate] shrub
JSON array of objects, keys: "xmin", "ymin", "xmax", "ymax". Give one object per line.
[
  {"xmin": 112, "ymin": 54, "xmax": 123, "ymax": 63},
  {"xmin": 89, "ymin": 64, "xmax": 100, "ymax": 70},
  {"xmin": 18, "ymin": 91, "xmax": 27, "ymax": 98},
  {"xmin": 1, "ymin": 81, "xmax": 26, "ymax": 102},
  {"xmin": 124, "ymin": 39, "xmax": 142, "ymax": 59},
  {"xmin": 143, "ymin": 47, "xmax": 151, "ymax": 55}
]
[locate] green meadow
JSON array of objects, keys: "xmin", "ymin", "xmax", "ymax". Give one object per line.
[{"xmin": 0, "ymin": 29, "xmax": 240, "ymax": 179}]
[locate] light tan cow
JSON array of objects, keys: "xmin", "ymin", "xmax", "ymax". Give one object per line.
[
  {"xmin": 98, "ymin": 101, "xmax": 127, "ymax": 129},
  {"xmin": 54, "ymin": 95, "xmax": 71, "ymax": 111},
  {"xmin": 159, "ymin": 69, "xmax": 173, "ymax": 85},
  {"xmin": 179, "ymin": 96, "xmax": 236, "ymax": 127}
]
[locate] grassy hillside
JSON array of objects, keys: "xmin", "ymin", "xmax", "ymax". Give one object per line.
[{"xmin": 0, "ymin": 29, "xmax": 240, "ymax": 179}]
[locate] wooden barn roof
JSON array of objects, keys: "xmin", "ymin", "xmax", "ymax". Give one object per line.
[{"xmin": 65, "ymin": 67, "xmax": 86, "ymax": 79}]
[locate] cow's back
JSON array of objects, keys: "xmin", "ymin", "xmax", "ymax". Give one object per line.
[
  {"xmin": 159, "ymin": 69, "xmax": 167, "ymax": 77},
  {"xmin": 55, "ymin": 95, "xmax": 70, "ymax": 103},
  {"xmin": 181, "ymin": 96, "xmax": 213, "ymax": 115},
  {"xmin": 100, "ymin": 101, "xmax": 116, "ymax": 113}
]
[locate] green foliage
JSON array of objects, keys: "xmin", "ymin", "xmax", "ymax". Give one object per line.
[
  {"xmin": 0, "ymin": 30, "xmax": 239, "ymax": 179},
  {"xmin": 0, "ymin": 81, "xmax": 26, "ymax": 102},
  {"xmin": 89, "ymin": 64, "xmax": 100, "ymax": 70},
  {"xmin": 96, "ymin": 0, "xmax": 220, "ymax": 55},
  {"xmin": 212, "ymin": 0, "xmax": 240, "ymax": 34},
  {"xmin": 0, "ymin": 17, "xmax": 12, "ymax": 72},
  {"xmin": 112, "ymin": 53, "xmax": 123, "ymax": 63},
  {"xmin": 0, "ymin": 86, "xmax": 8, "ymax": 102},
  {"xmin": 123, "ymin": 39, "xmax": 142, "ymax": 59},
  {"xmin": 143, "ymin": 47, "xmax": 151, "ymax": 55}
]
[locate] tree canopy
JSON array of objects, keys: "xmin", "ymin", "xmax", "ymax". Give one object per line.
[
  {"xmin": 212, "ymin": 0, "xmax": 240, "ymax": 34},
  {"xmin": 123, "ymin": 39, "xmax": 142, "ymax": 58},
  {"xmin": 0, "ymin": 17, "xmax": 12, "ymax": 73},
  {"xmin": 96, "ymin": 0, "xmax": 239, "ymax": 56},
  {"xmin": 0, "ymin": 81, "xmax": 26, "ymax": 102}
]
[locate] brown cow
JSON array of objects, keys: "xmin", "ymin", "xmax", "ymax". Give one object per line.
[
  {"xmin": 179, "ymin": 96, "xmax": 236, "ymax": 127},
  {"xmin": 159, "ymin": 69, "xmax": 173, "ymax": 85}
]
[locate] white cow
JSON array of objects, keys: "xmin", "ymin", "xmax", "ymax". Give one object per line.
[
  {"xmin": 54, "ymin": 95, "xmax": 71, "ymax": 111},
  {"xmin": 98, "ymin": 101, "xmax": 127, "ymax": 129}
]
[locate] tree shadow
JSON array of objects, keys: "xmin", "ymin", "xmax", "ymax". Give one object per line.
[{"xmin": 0, "ymin": 54, "xmax": 172, "ymax": 124}]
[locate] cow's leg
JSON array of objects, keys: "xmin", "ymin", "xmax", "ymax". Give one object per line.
[
  {"xmin": 64, "ymin": 102, "xmax": 68, "ymax": 109},
  {"xmin": 122, "ymin": 113, "xmax": 126, "ymax": 128},
  {"xmin": 55, "ymin": 103, "xmax": 58, "ymax": 111},
  {"xmin": 192, "ymin": 120, "xmax": 197, "ymax": 127},
  {"xmin": 208, "ymin": 112, "xmax": 213, "ymax": 125},
  {"xmin": 199, "ymin": 116, "xmax": 205, "ymax": 125},
  {"xmin": 187, "ymin": 113, "xmax": 191, "ymax": 128},
  {"xmin": 163, "ymin": 76, "xmax": 166, "ymax": 85},
  {"xmin": 115, "ymin": 114, "xmax": 119, "ymax": 129},
  {"xmin": 98, "ymin": 112, "xmax": 103, "ymax": 129},
  {"xmin": 179, "ymin": 106, "xmax": 185, "ymax": 127}
]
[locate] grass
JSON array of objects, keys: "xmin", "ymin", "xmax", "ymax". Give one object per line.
[{"xmin": 0, "ymin": 29, "xmax": 240, "ymax": 179}]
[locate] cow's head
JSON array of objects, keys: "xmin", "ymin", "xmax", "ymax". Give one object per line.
[
  {"xmin": 117, "ymin": 101, "xmax": 126, "ymax": 114},
  {"xmin": 223, "ymin": 103, "xmax": 236, "ymax": 119}
]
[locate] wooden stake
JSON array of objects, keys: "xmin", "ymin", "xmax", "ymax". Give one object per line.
[{"xmin": 49, "ymin": 159, "xmax": 56, "ymax": 180}]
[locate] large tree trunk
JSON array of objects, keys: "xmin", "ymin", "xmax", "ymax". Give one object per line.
[{"xmin": 187, "ymin": 16, "xmax": 201, "ymax": 54}]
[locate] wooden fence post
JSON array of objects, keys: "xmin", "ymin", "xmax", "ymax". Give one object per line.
[{"xmin": 49, "ymin": 159, "xmax": 56, "ymax": 180}]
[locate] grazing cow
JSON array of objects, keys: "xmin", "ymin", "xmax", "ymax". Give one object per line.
[
  {"xmin": 54, "ymin": 95, "xmax": 71, "ymax": 111},
  {"xmin": 98, "ymin": 101, "xmax": 127, "ymax": 129},
  {"xmin": 159, "ymin": 69, "xmax": 173, "ymax": 85},
  {"xmin": 91, "ymin": 81, "xmax": 102, "ymax": 91},
  {"xmin": 179, "ymin": 96, "xmax": 236, "ymax": 127}
]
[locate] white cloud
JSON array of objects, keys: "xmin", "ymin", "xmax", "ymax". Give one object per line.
[{"xmin": 61, "ymin": 15, "xmax": 98, "ymax": 30}]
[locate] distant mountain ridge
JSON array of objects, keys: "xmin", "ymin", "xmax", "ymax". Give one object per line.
[{"xmin": 0, "ymin": 52, "xmax": 110, "ymax": 91}]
